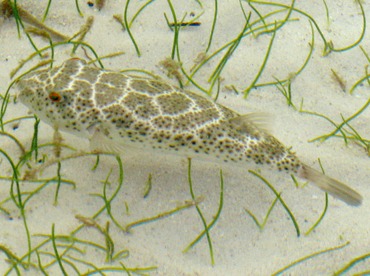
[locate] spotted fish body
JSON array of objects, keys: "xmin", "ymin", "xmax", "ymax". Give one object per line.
[{"xmin": 17, "ymin": 58, "xmax": 362, "ymax": 206}]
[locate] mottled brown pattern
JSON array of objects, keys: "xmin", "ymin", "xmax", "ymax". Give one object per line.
[
  {"xmin": 17, "ymin": 58, "xmax": 302, "ymax": 172},
  {"xmin": 78, "ymin": 66, "xmax": 101, "ymax": 83},
  {"xmin": 61, "ymin": 58, "xmax": 84, "ymax": 75},
  {"xmin": 73, "ymin": 80, "xmax": 93, "ymax": 99},
  {"xmin": 156, "ymin": 92, "xmax": 193, "ymax": 115},
  {"xmin": 95, "ymin": 83, "xmax": 123, "ymax": 106},
  {"xmin": 130, "ymin": 79, "xmax": 162, "ymax": 95},
  {"xmin": 53, "ymin": 73, "xmax": 73, "ymax": 90},
  {"xmin": 99, "ymin": 72, "xmax": 129, "ymax": 88},
  {"xmin": 148, "ymin": 80, "xmax": 173, "ymax": 93}
]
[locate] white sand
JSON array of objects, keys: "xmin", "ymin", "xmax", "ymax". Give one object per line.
[{"xmin": 0, "ymin": 0, "xmax": 369, "ymax": 275}]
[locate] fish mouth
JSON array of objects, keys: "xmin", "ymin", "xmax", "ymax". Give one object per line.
[
  {"xmin": 16, "ymin": 79, "xmax": 30, "ymax": 97},
  {"xmin": 16, "ymin": 74, "xmax": 32, "ymax": 88},
  {"xmin": 17, "ymin": 87, "xmax": 33, "ymax": 105}
]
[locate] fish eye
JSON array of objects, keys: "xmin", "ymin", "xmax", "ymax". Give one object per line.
[{"xmin": 49, "ymin": 92, "xmax": 63, "ymax": 102}]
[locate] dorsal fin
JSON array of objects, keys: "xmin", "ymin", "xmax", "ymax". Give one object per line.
[{"xmin": 229, "ymin": 113, "xmax": 272, "ymax": 135}]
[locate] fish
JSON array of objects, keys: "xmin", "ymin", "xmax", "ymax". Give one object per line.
[{"xmin": 16, "ymin": 58, "xmax": 363, "ymax": 206}]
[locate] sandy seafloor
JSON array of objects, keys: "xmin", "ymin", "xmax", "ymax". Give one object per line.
[{"xmin": 0, "ymin": 0, "xmax": 369, "ymax": 275}]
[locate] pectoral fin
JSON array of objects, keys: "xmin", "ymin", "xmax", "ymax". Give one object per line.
[{"xmin": 88, "ymin": 124, "xmax": 125, "ymax": 155}]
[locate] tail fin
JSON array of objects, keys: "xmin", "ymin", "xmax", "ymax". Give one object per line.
[{"xmin": 298, "ymin": 164, "xmax": 363, "ymax": 206}]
